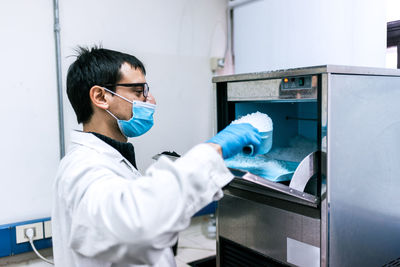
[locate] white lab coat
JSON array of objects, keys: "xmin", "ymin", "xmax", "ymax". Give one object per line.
[{"xmin": 52, "ymin": 130, "xmax": 233, "ymax": 267}]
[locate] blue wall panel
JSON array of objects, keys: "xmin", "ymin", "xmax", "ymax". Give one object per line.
[
  {"xmin": 0, "ymin": 226, "xmax": 11, "ymax": 257},
  {"xmin": 0, "ymin": 218, "xmax": 52, "ymax": 258}
]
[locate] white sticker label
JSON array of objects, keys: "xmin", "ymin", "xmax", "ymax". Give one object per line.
[{"xmin": 287, "ymin": 237, "xmax": 320, "ymax": 267}]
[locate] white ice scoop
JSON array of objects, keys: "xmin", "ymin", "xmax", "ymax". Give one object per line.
[{"xmin": 231, "ymin": 111, "xmax": 273, "ymax": 155}]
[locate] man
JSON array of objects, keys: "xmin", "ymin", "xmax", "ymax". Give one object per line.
[{"xmin": 52, "ymin": 46, "xmax": 261, "ymax": 266}]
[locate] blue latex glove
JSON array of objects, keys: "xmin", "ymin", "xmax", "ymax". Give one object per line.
[{"xmin": 207, "ymin": 123, "xmax": 261, "ymax": 159}]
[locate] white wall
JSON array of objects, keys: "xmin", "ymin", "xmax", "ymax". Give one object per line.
[
  {"xmin": 1, "ymin": 0, "xmax": 227, "ymax": 264},
  {"xmin": 233, "ymin": 0, "xmax": 387, "ymax": 73},
  {"xmin": 386, "ymin": 0, "xmax": 400, "ymax": 22},
  {"xmin": 0, "ymin": 0, "xmax": 59, "ymax": 225},
  {"xmin": 60, "ymin": 0, "xmax": 228, "ymax": 171},
  {"xmin": 0, "ymin": 0, "xmax": 227, "ymax": 225}
]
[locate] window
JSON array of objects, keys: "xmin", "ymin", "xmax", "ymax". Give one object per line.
[
  {"xmin": 386, "ymin": 0, "xmax": 400, "ymax": 69},
  {"xmin": 387, "ymin": 21, "xmax": 400, "ymax": 69}
]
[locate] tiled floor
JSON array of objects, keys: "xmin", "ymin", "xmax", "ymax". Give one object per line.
[{"xmin": 175, "ymin": 215, "xmax": 216, "ymax": 267}]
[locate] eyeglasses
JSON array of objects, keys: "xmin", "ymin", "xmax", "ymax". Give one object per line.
[{"xmin": 102, "ymin": 83, "xmax": 149, "ymax": 98}]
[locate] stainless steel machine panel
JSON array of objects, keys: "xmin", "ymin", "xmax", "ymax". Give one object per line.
[
  {"xmin": 218, "ymin": 191, "xmax": 320, "ymax": 266},
  {"xmin": 227, "ymin": 76, "xmax": 318, "ymax": 101},
  {"xmin": 227, "ymin": 79, "xmax": 282, "ymax": 101},
  {"xmin": 328, "ymin": 74, "xmax": 400, "ymax": 266}
]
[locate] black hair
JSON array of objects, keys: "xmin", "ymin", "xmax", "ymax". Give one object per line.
[{"xmin": 66, "ymin": 45, "xmax": 146, "ymax": 123}]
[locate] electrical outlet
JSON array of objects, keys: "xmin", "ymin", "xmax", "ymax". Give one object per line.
[
  {"xmin": 210, "ymin": 57, "xmax": 224, "ymax": 72},
  {"xmin": 44, "ymin": 220, "xmax": 52, "ymax": 238},
  {"xmin": 16, "ymin": 222, "xmax": 44, "ymax": 244}
]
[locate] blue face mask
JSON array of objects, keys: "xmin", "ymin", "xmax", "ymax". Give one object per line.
[{"xmin": 104, "ymin": 88, "xmax": 156, "ymax": 138}]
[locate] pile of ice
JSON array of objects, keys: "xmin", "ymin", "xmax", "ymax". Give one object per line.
[
  {"xmin": 265, "ymin": 136, "xmax": 317, "ymax": 162},
  {"xmin": 231, "ymin": 111, "xmax": 273, "ymax": 132},
  {"xmin": 225, "ymin": 154, "xmax": 295, "ymax": 182},
  {"xmin": 224, "ymin": 135, "xmax": 316, "ymax": 182}
]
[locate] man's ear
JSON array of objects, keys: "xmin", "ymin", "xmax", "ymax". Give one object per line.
[{"xmin": 89, "ymin": 86, "xmax": 110, "ymax": 110}]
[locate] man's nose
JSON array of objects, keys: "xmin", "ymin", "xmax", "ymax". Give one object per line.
[{"xmin": 146, "ymin": 92, "xmax": 156, "ymax": 104}]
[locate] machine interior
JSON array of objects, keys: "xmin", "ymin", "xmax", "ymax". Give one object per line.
[{"xmin": 224, "ymin": 99, "xmax": 319, "ymax": 196}]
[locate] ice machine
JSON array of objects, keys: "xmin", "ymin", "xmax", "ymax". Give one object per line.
[{"xmin": 213, "ymin": 65, "xmax": 400, "ymax": 267}]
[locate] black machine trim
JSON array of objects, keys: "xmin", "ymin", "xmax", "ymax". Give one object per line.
[{"xmin": 219, "ymin": 237, "xmax": 289, "ymax": 267}]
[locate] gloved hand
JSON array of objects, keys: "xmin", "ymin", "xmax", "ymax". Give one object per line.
[{"xmin": 207, "ymin": 123, "xmax": 261, "ymax": 159}]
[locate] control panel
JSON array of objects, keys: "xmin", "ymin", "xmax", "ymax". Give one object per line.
[{"xmin": 281, "ymin": 76, "xmax": 312, "ymax": 90}]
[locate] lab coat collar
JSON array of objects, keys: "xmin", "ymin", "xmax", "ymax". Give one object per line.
[{"xmin": 69, "ymin": 130, "xmax": 137, "ymax": 171}]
